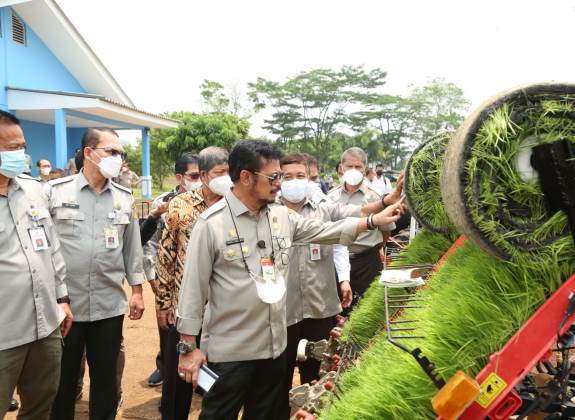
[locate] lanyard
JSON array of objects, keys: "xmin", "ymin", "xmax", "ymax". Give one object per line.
[{"xmin": 225, "ymin": 198, "xmax": 275, "ymax": 275}]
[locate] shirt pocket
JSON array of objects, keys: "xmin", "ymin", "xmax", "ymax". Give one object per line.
[
  {"xmin": 53, "ymin": 207, "xmax": 85, "ymax": 237},
  {"xmin": 221, "ymin": 245, "xmax": 249, "ymax": 265}
]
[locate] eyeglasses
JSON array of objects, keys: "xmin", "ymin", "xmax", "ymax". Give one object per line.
[
  {"xmin": 91, "ymin": 147, "xmax": 126, "ymax": 160},
  {"xmin": 254, "ymin": 171, "xmax": 285, "ymax": 184},
  {"xmin": 184, "ymin": 172, "xmax": 201, "ymax": 180}
]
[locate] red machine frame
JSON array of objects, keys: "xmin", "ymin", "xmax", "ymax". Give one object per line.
[{"xmin": 452, "ymin": 272, "xmax": 575, "ymax": 419}]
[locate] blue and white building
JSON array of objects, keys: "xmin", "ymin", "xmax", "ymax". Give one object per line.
[{"xmin": 0, "ymin": 0, "xmax": 178, "ymax": 197}]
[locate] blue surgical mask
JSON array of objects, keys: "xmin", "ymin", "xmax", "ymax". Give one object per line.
[{"xmin": 0, "ymin": 149, "xmax": 26, "ymax": 178}]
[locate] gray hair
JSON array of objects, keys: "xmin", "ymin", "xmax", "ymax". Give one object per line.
[
  {"xmin": 198, "ymin": 146, "xmax": 229, "ymax": 172},
  {"xmin": 341, "ymin": 147, "xmax": 368, "ymax": 166}
]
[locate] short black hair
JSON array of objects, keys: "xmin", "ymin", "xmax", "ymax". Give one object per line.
[
  {"xmin": 229, "ymin": 140, "xmax": 284, "ymax": 182},
  {"xmin": 50, "ymin": 168, "xmax": 63, "ymax": 175},
  {"xmin": 81, "ymin": 128, "xmax": 118, "ymax": 149},
  {"xmin": 0, "ymin": 110, "xmax": 20, "ymax": 127},
  {"xmin": 175, "ymin": 153, "xmax": 198, "ymax": 175},
  {"xmin": 376, "ymin": 163, "xmax": 384, "ymax": 168},
  {"xmin": 36, "ymin": 159, "xmax": 50, "ymax": 167}
]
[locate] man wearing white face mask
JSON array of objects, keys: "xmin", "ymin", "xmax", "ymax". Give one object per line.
[
  {"xmin": 155, "ymin": 146, "xmax": 231, "ymax": 419},
  {"xmin": 277, "ymin": 154, "xmax": 393, "ymax": 418},
  {"xmin": 49, "ymin": 128, "xmax": 145, "ymax": 420},
  {"xmin": 328, "ymin": 147, "xmax": 404, "ymax": 314},
  {"xmin": 36, "ymin": 158, "xmax": 52, "ymax": 183}
]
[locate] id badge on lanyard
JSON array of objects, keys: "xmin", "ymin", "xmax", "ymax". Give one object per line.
[{"xmin": 309, "ymin": 244, "xmax": 321, "ymax": 261}]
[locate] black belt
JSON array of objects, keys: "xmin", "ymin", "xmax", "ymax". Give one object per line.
[{"xmin": 348, "ymin": 246, "xmax": 381, "ymax": 260}]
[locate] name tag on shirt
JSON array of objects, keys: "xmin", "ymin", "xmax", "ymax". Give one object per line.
[
  {"xmin": 104, "ymin": 226, "xmax": 119, "ymax": 249},
  {"xmin": 310, "ymin": 244, "xmax": 321, "ymax": 261},
  {"xmin": 62, "ymin": 202, "xmax": 80, "ymax": 209},
  {"xmin": 29, "ymin": 227, "xmax": 50, "ymax": 251},
  {"xmin": 261, "ymin": 256, "xmax": 276, "ymax": 283}
]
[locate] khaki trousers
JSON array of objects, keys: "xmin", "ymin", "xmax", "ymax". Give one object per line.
[{"xmin": 0, "ymin": 328, "xmax": 62, "ymax": 419}]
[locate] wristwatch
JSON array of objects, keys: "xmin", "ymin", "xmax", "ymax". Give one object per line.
[
  {"xmin": 176, "ymin": 340, "xmax": 197, "ymax": 354},
  {"xmin": 57, "ymin": 296, "xmax": 71, "ymax": 304}
]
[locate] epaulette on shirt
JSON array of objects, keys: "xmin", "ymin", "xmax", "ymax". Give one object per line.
[
  {"xmin": 110, "ymin": 180, "xmax": 132, "ymax": 194},
  {"xmin": 200, "ymin": 198, "xmax": 226, "ymax": 220},
  {"xmin": 366, "ymin": 184, "xmax": 383, "ymax": 197},
  {"xmin": 327, "ymin": 184, "xmax": 342, "ymax": 195},
  {"xmin": 48, "ymin": 175, "xmax": 75, "ymax": 187},
  {"xmin": 17, "ymin": 173, "xmax": 40, "ymax": 182}
]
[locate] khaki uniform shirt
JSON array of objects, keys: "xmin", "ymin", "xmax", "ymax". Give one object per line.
[
  {"xmin": 177, "ymin": 190, "xmax": 361, "ymax": 363},
  {"xmin": 284, "ymin": 198, "xmax": 361, "ymax": 327},
  {"xmin": 328, "ymin": 180, "xmax": 391, "ymax": 254},
  {"xmin": 47, "ymin": 171, "xmax": 144, "ymax": 322},
  {"xmin": 0, "ymin": 175, "xmax": 67, "ymax": 351}
]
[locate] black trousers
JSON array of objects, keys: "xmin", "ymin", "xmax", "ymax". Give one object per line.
[
  {"xmin": 343, "ymin": 246, "xmax": 383, "ymax": 316},
  {"xmin": 199, "ymin": 352, "xmax": 286, "ymax": 420},
  {"xmin": 160, "ymin": 326, "xmax": 196, "ymax": 420},
  {"xmin": 278, "ymin": 317, "xmax": 336, "ymax": 420},
  {"xmin": 51, "ymin": 315, "xmax": 123, "ymax": 420},
  {"xmin": 157, "ymin": 324, "xmax": 169, "ymax": 377}
]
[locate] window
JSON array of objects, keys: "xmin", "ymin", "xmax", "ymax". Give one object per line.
[{"xmin": 11, "ymin": 11, "xmax": 26, "ymax": 45}]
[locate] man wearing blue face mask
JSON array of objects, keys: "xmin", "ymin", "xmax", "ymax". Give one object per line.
[
  {"xmin": 0, "ymin": 111, "xmax": 73, "ymax": 419},
  {"xmin": 276, "ymin": 153, "xmax": 397, "ymax": 419},
  {"xmin": 49, "ymin": 128, "xmax": 145, "ymax": 420}
]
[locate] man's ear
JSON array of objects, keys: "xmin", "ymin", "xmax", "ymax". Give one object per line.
[
  {"xmin": 200, "ymin": 170, "xmax": 209, "ymax": 185},
  {"xmin": 175, "ymin": 174, "xmax": 183, "ymax": 184},
  {"xmin": 239, "ymin": 169, "xmax": 252, "ymax": 186}
]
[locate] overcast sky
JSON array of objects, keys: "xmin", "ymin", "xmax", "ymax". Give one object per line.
[{"xmin": 58, "ymin": 0, "xmax": 575, "ymax": 138}]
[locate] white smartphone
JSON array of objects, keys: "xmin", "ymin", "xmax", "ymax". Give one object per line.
[{"xmin": 197, "ymin": 365, "xmax": 219, "ymax": 393}]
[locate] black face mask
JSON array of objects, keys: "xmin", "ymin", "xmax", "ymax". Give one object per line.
[{"xmin": 376, "ymin": 170, "xmax": 384, "ymax": 176}]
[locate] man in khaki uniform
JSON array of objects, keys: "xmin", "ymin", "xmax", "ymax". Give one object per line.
[
  {"xmin": 0, "ymin": 111, "xmax": 73, "ymax": 419},
  {"xmin": 276, "ymin": 153, "xmax": 398, "ymax": 419},
  {"xmin": 176, "ymin": 140, "xmax": 404, "ymax": 420},
  {"xmin": 49, "ymin": 128, "xmax": 145, "ymax": 420},
  {"xmin": 329, "ymin": 147, "xmax": 403, "ymax": 312}
]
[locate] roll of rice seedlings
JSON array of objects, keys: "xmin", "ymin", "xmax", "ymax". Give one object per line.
[
  {"xmin": 321, "ymin": 241, "xmax": 575, "ymax": 420},
  {"xmin": 442, "ymin": 83, "xmax": 575, "ymax": 261},
  {"xmin": 341, "ymin": 230, "xmax": 457, "ymax": 350},
  {"xmin": 405, "ymin": 132, "xmax": 456, "ymax": 235}
]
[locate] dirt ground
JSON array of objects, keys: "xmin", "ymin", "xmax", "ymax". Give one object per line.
[{"xmin": 7, "ymin": 283, "xmax": 202, "ymax": 420}]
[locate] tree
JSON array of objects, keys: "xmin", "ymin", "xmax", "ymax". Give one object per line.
[
  {"xmin": 200, "ymin": 80, "xmax": 230, "ymax": 114},
  {"xmin": 352, "ymin": 95, "xmax": 416, "ymax": 169},
  {"xmin": 248, "ymin": 65, "xmax": 388, "ymax": 167},
  {"xmin": 408, "ymin": 78, "xmax": 470, "ymax": 142},
  {"xmin": 123, "ymin": 138, "xmax": 173, "ymax": 190},
  {"xmin": 151, "ymin": 111, "xmax": 250, "ymax": 168}
]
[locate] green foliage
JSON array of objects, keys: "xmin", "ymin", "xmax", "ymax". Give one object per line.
[
  {"xmin": 248, "ymin": 65, "xmax": 387, "ymax": 169},
  {"xmin": 151, "ymin": 111, "xmax": 250, "ymax": 165},
  {"xmin": 249, "ymin": 69, "xmax": 469, "ymax": 171},
  {"xmin": 200, "ymin": 80, "xmax": 230, "ymax": 114},
  {"xmin": 408, "ymin": 78, "xmax": 470, "ymax": 143},
  {"xmin": 342, "ymin": 230, "xmax": 457, "ymax": 348},
  {"xmin": 123, "ymin": 137, "xmax": 173, "ymax": 190},
  {"xmin": 405, "ymin": 132, "xmax": 455, "ymax": 234},
  {"xmin": 322, "ymin": 241, "xmax": 575, "ymax": 419}
]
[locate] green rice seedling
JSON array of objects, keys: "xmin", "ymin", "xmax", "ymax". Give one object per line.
[
  {"xmin": 321, "ymin": 240, "xmax": 575, "ymax": 420},
  {"xmin": 442, "ymin": 83, "xmax": 575, "ymax": 262},
  {"xmin": 341, "ymin": 230, "xmax": 457, "ymax": 349},
  {"xmin": 405, "ymin": 132, "xmax": 456, "ymax": 235}
]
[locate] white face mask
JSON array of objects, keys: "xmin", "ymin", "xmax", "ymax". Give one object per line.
[
  {"xmin": 98, "ymin": 155, "xmax": 123, "ymax": 179},
  {"xmin": 342, "ymin": 168, "xmax": 364, "ymax": 186},
  {"xmin": 208, "ymin": 175, "xmax": 233, "ymax": 196},
  {"xmin": 184, "ymin": 179, "xmax": 202, "ymax": 191},
  {"xmin": 40, "ymin": 167, "xmax": 52, "ymax": 177},
  {"xmin": 280, "ymin": 178, "xmax": 309, "ymax": 203}
]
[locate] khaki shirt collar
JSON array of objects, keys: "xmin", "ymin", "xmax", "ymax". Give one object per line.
[
  {"xmin": 77, "ymin": 170, "xmax": 111, "ymax": 193},
  {"xmin": 343, "ymin": 180, "xmax": 368, "ymax": 196},
  {"xmin": 226, "ymin": 189, "xmax": 269, "ymax": 217}
]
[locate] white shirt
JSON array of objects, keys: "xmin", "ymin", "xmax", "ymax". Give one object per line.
[{"xmin": 371, "ymin": 175, "xmax": 393, "ymax": 194}]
